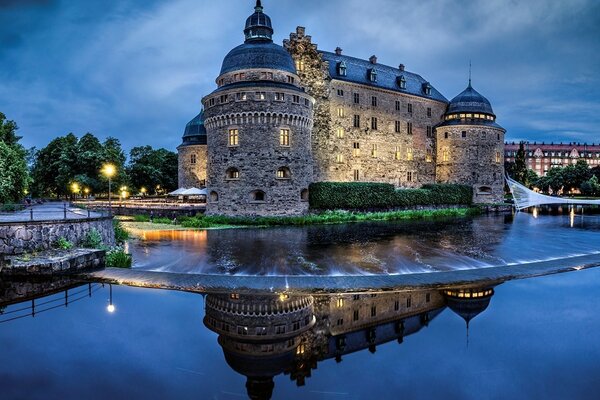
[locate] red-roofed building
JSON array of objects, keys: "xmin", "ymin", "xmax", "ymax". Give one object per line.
[{"xmin": 505, "ymin": 142, "xmax": 600, "ymax": 176}]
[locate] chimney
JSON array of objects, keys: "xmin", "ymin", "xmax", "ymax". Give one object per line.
[
  {"xmin": 335, "ymin": 47, "xmax": 343, "ymax": 55},
  {"xmin": 399, "ymin": 64, "xmax": 405, "ymax": 71},
  {"xmin": 369, "ymin": 55, "xmax": 377, "ymax": 64}
]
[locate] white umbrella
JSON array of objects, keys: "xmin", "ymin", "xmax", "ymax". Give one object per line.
[
  {"xmin": 180, "ymin": 188, "xmax": 207, "ymax": 196},
  {"xmin": 168, "ymin": 188, "xmax": 188, "ymax": 196}
]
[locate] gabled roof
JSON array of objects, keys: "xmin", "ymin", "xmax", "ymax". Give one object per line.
[{"xmin": 319, "ymin": 51, "xmax": 448, "ymax": 103}]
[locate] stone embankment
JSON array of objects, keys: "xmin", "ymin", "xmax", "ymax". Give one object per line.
[{"xmin": 1, "ymin": 249, "xmax": 105, "ymax": 276}]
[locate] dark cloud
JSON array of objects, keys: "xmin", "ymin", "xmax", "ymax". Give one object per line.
[{"xmin": 0, "ymin": 0, "xmax": 598, "ymax": 153}]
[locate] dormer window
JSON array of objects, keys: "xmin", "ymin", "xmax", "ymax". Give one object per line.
[
  {"xmin": 397, "ymin": 75, "xmax": 406, "ymax": 89},
  {"xmin": 368, "ymin": 68, "xmax": 377, "ymax": 82},
  {"xmin": 422, "ymin": 82, "xmax": 432, "ymax": 95},
  {"xmin": 337, "ymin": 61, "xmax": 347, "ymax": 76}
]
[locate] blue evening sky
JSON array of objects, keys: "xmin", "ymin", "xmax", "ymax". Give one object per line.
[{"xmin": 1, "ymin": 0, "xmax": 598, "ymax": 152}]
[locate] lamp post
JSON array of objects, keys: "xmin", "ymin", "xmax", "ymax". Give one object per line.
[
  {"xmin": 101, "ymin": 163, "xmax": 116, "ymax": 215},
  {"xmin": 71, "ymin": 182, "xmax": 80, "ymax": 200},
  {"xmin": 140, "ymin": 187, "xmax": 147, "ymax": 197}
]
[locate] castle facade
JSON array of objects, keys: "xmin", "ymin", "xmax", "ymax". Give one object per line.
[{"xmin": 178, "ymin": 1, "xmax": 506, "ymax": 216}]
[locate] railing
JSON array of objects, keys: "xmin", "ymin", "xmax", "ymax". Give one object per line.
[
  {"xmin": 74, "ymin": 200, "xmax": 206, "ymax": 210},
  {"xmin": 0, "ymin": 203, "xmax": 110, "ymax": 223},
  {"xmin": 0, "ymin": 283, "xmax": 103, "ymax": 324}
]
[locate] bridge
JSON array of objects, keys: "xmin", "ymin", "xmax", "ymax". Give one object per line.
[{"xmin": 506, "ymin": 176, "xmax": 600, "ymax": 210}]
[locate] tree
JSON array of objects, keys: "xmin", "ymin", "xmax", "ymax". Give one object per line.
[
  {"xmin": 0, "ymin": 113, "xmax": 29, "ymax": 203},
  {"xmin": 127, "ymin": 146, "xmax": 178, "ymax": 194},
  {"xmin": 102, "ymin": 137, "xmax": 128, "ymax": 188},
  {"xmin": 580, "ymin": 175, "xmax": 600, "ymax": 197},
  {"xmin": 525, "ymin": 169, "xmax": 538, "ymax": 189},
  {"xmin": 546, "ymin": 167, "xmax": 565, "ymax": 195},
  {"xmin": 512, "ymin": 141, "xmax": 528, "ymax": 184}
]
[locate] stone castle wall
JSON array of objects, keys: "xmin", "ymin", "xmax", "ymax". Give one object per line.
[
  {"xmin": 203, "ymin": 84, "xmax": 314, "ymax": 216},
  {"xmin": 435, "ymin": 125, "xmax": 505, "ymax": 203},
  {"xmin": 178, "ymin": 144, "xmax": 207, "ymax": 188},
  {"xmin": 0, "ymin": 217, "xmax": 115, "ymax": 255}
]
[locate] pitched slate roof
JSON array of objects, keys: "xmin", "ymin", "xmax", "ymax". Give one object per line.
[{"xmin": 319, "ymin": 51, "xmax": 448, "ymax": 103}]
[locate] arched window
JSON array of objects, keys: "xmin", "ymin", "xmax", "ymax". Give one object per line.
[
  {"xmin": 337, "ymin": 61, "xmax": 347, "ymax": 76},
  {"xmin": 210, "ymin": 191, "xmax": 219, "ymax": 202},
  {"xmin": 276, "ymin": 167, "xmax": 291, "ymax": 179},
  {"xmin": 250, "ymin": 190, "xmax": 266, "ymax": 202},
  {"xmin": 226, "ymin": 167, "xmax": 240, "ymax": 180},
  {"xmin": 300, "ymin": 189, "xmax": 309, "ymax": 202}
]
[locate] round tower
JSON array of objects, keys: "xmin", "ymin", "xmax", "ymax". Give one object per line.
[
  {"xmin": 177, "ymin": 111, "xmax": 207, "ymax": 188},
  {"xmin": 203, "ymin": 0, "xmax": 314, "ymax": 216},
  {"xmin": 435, "ymin": 81, "xmax": 505, "ymax": 203}
]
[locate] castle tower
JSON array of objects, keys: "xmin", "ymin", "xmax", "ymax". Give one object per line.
[
  {"xmin": 203, "ymin": 0, "xmax": 315, "ymax": 216},
  {"xmin": 177, "ymin": 111, "xmax": 207, "ymax": 188},
  {"xmin": 435, "ymin": 80, "xmax": 505, "ymax": 203}
]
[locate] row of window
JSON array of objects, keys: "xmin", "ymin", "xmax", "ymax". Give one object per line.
[
  {"xmin": 443, "ymin": 131, "xmax": 502, "ymax": 140},
  {"xmin": 217, "ymin": 71, "xmax": 296, "ymax": 87},
  {"xmin": 206, "ymin": 92, "xmax": 310, "ymax": 107},
  {"xmin": 439, "ymin": 149, "xmax": 502, "ymax": 164},
  {"xmin": 209, "ymin": 189, "xmax": 309, "ymax": 203},
  {"xmin": 445, "ymin": 113, "xmax": 495, "ymax": 121},
  {"xmin": 226, "ymin": 128, "xmax": 291, "ymax": 147},
  {"xmin": 224, "ymin": 167, "xmax": 292, "ymax": 180},
  {"xmin": 348, "ymin": 170, "xmax": 416, "ymax": 183},
  {"xmin": 335, "ymin": 92, "xmax": 433, "ymax": 117},
  {"xmin": 336, "ymin": 113, "xmax": 420, "ymax": 134},
  {"xmin": 335, "ymin": 144, "xmax": 422, "ymax": 161},
  {"xmin": 506, "ymin": 151, "xmax": 600, "ymax": 158}
]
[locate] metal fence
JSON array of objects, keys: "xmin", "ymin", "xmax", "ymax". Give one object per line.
[{"xmin": 0, "ymin": 203, "xmax": 110, "ymax": 223}]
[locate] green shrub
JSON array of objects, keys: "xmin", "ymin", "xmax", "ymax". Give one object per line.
[
  {"xmin": 153, "ymin": 217, "xmax": 173, "ymax": 224},
  {"xmin": 81, "ymin": 228, "xmax": 103, "ymax": 248},
  {"xmin": 133, "ymin": 214, "xmax": 150, "ymax": 222},
  {"xmin": 309, "ymin": 182, "xmax": 473, "ymax": 210},
  {"xmin": 55, "ymin": 237, "xmax": 74, "ymax": 250},
  {"xmin": 106, "ymin": 248, "xmax": 132, "ymax": 268},
  {"xmin": 0, "ymin": 204, "xmax": 24, "ymax": 212},
  {"xmin": 113, "ymin": 220, "xmax": 129, "ymax": 244}
]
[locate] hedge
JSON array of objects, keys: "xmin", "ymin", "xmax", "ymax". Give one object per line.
[{"xmin": 309, "ymin": 182, "xmax": 472, "ymax": 210}]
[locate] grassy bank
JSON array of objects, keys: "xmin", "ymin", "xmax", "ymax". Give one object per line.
[{"xmin": 129, "ymin": 207, "xmax": 480, "ymax": 230}]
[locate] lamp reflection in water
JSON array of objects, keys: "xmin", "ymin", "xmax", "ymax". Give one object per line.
[{"xmin": 107, "ymin": 284, "xmax": 116, "ymax": 313}]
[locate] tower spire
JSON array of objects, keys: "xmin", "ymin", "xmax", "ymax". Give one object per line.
[
  {"xmin": 255, "ymin": 0, "xmax": 263, "ymax": 12},
  {"xmin": 468, "ymin": 60, "xmax": 472, "ymax": 88}
]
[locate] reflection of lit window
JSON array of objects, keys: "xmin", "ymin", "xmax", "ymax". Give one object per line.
[
  {"xmin": 230, "ymin": 293, "xmax": 240, "ymax": 299},
  {"xmin": 296, "ymin": 344, "xmax": 305, "ymax": 355}
]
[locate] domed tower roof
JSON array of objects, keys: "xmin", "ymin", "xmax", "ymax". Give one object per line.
[
  {"xmin": 219, "ymin": 0, "xmax": 296, "ymax": 76},
  {"xmin": 447, "ymin": 82, "xmax": 495, "ymax": 116},
  {"xmin": 180, "ymin": 111, "xmax": 207, "ymax": 146},
  {"xmin": 443, "ymin": 287, "xmax": 494, "ymax": 324}
]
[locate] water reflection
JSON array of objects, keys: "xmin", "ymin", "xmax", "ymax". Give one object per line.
[
  {"xmin": 130, "ymin": 212, "xmax": 600, "ymax": 276},
  {"xmin": 204, "ymin": 285, "xmax": 496, "ymax": 399}
]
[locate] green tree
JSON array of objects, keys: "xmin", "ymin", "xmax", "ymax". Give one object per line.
[
  {"xmin": 512, "ymin": 141, "xmax": 528, "ymax": 183},
  {"xmin": 101, "ymin": 137, "xmax": 128, "ymax": 188},
  {"xmin": 546, "ymin": 167, "xmax": 565, "ymax": 194},
  {"xmin": 525, "ymin": 169, "xmax": 538, "ymax": 188},
  {"xmin": 127, "ymin": 146, "xmax": 178, "ymax": 194},
  {"xmin": 0, "ymin": 113, "xmax": 29, "ymax": 203}
]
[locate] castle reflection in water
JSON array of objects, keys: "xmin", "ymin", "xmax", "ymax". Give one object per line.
[{"xmin": 204, "ymin": 285, "xmax": 495, "ymax": 400}]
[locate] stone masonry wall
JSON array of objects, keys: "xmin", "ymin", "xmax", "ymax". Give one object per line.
[
  {"xmin": 435, "ymin": 124, "xmax": 505, "ymax": 203},
  {"xmin": 0, "ymin": 217, "xmax": 115, "ymax": 255},
  {"xmin": 178, "ymin": 144, "xmax": 207, "ymax": 188}
]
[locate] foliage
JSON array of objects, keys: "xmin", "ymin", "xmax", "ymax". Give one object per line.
[
  {"xmin": 113, "ymin": 220, "xmax": 129, "ymax": 244},
  {"xmin": 0, "ymin": 113, "xmax": 29, "ymax": 203},
  {"xmin": 524, "ymin": 169, "xmax": 539, "ymax": 189},
  {"xmin": 153, "ymin": 217, "xmax": 174, "ymax": 224},
  {"xmin": 55, "ymin": 237, "xmax": 74, "ymax": 250},
  {"xmin": 532, "ymin": 160, "xmax": 593, "ymax": 195},
  {"xmin": 308, "ymin": 182, "xmax": 473, "ymax": 210},
  {"xmin": 580, "ymin": 175, "xmax": 600, "ymax": 197},
  {"xmin": 133, "ymin": 214, "xmax": 150, "ymax": 222},
  {"xmin": 81, "ymin": 228, "xmax": 103, "ymax": 249},
  {"xmin": 106, "ymin": 248, "xmax": 132, "ymax": 268},
  {"xmin": 512, "ymin": 141, "xmax": 528, "ymax": 183},
  {"xmin": 127, "ymin": 146, "xmax": 178, "ymax": 194}
]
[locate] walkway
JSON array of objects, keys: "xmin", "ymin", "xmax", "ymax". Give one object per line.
[
  {"xmin": 0, "ymin": 203, "xmax": 106, "ymax": 223},
  {"xmin": 84, "ymin": 253, "xmax": 600, "ymax": 293},
  {"xmin": 507, "ymin": 176, "xmax": 600, "ymax": 210}
]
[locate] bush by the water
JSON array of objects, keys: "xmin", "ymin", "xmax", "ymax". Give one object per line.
[
  {"xmin": 113, "ymin": 220, "xmax": 129, "ymax": 244},
  {"xmin": 133, "ymin": 214, "xmax": 150, "ymax": 222},
  {"xmin": 308, "ymin": 182, "xmax": 473, "ymax": 210},
  {"xmin": 106, "ymin": 247, "xmax": 132, "ymax": 268}
]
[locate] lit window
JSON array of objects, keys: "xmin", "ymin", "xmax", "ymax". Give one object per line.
[
  {"xmin": 442, "ymin": 148, "xmax": 450, "ymax": 162},
  {"xmin": 353, "ymin": 114, "xmax": 360, "ymax": 128},
  {"xmin": 336, "ymin": 154, "xmax": 344, "ymax": 163},
  {"xmin": 256, "ymin": 92, "xmax": 266, "ymax": 100},
  {"xmin": 371, "ymin": 117, "xmax": 377, "ymax": 130},
  {"xmin": 236, "ymin": 92, "xmax": 247, "ymax": 101},
  {"xmin": 353, "ymin": 142, "xmax": 360, "ymax": 157},
  {"xmin": 275, "ymin": 93, "xmax": 285, "ymax": 101},
  {"xmin": 496, "ymin": 151, "xmax": 501, "ymax": 163},
  {"xmin": 226, "ymin": 167, "xmax": 240, "ymax": 180},
  {"xmin": 426, "ymin": 149, "xmax": 433, "ymax": 163},
  {"xmin": 276, "ymin": 167, "xmax": 291, "ymax": 179},
  {"xmin": 296, "ymin": 59, "xmax": 305, "ymax": 72},
  {"xmin": 337, "ymin": 298, "xmax": 344, "ymax": 308},
  {"xmin": 395, "ymin": 121, "xmax": 401, "ymax": 133},
  {"xmin": 407, "ymin": 147, "xmax": 413, "ymax": 161},
  {"xmin": 190, "ymin": 154, "xmax": 197, "ymax": 164},
  {"xmin": 336, "ymin": 128, "xmax": 344, "ymax": 138},
  {"xmin": 395, "ymin": 146, "xmax": 401, "ymax": 160},
  {"xmin": 337, "ymin": 107, "xmax": 345, "ymax": 117},
  {"xmin": 371, "ymin": 144, "xmax": 378, "ymax": 158},
  {"xmin": 228, "ymin": 129, "xmax": 239, "ymax": 146},
  {"xmin": 280, "ymin": 129, "xmax": 290, "ymax": 146}
]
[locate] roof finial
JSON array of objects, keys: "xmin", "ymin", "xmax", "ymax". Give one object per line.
[
  {"xmin": 468, "ymin": 60, "xmax": 472, "ymax": 88},
  {"xmin": 255, "ymin": 0, "xmax": 263, "ymax": 12}
]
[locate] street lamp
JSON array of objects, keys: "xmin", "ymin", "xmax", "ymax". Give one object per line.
[
  {"xmin": 71, "ymin": 182, "xmax": 80, "ymax": 199},
  {"xmin": 140, "ymin": 187, "xmax": 147, "ymax": 197},
  {"xmin": 101, "ymin": 163, "xmax": 116, "ymax": 215},
  {"xmin": 84, "ymin": 187, "xmax": 90, "ymax": 199}
]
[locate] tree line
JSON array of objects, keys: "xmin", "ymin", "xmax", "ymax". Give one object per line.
[
  {"xmin": 506, "ymin": 141, "xmax": 600, "ymax": 197},
  {"xmin": 0, "ymin": 112, "xmax": 179, "ymax": 203}
]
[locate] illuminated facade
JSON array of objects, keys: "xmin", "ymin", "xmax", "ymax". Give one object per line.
[{"xmin": 505, "ymin": 142, "xmax": 600, "ymax": 176}]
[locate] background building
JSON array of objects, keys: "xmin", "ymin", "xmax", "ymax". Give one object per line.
[{"xmin": 505, "ymin": 142, "xmax": 600, "ymax": 176}]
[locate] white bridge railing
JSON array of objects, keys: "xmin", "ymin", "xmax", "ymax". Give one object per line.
[{"xmin": 506, "ymin": 176, "xmax": 600, "ymax": 210}]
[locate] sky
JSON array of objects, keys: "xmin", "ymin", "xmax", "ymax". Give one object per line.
[{"xmin": 0, "ymin": 0, "xmax": 599, "ymax": 153}]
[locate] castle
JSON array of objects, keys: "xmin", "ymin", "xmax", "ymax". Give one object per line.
[{"xmin": 178, "ymin": 1, "xmax": 506, "ymax": 216}]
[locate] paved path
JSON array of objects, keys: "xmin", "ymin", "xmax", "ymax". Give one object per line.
[
  {"xmin": 84, "ymin": 253, "xmax": 600, "ymax": 293},
  {"xmin": 0, "ymin": 203, "xmax": 106, "ymax": 223}
]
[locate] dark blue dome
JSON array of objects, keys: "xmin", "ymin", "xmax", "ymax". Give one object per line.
[
  {"xmin": 447, "ymin": 83, "xmax": 495, "ymax": 115},
  {"xmin": 219, "ymin": 41, "xmax": 296, "ymax": 75},
  {"xmin": 181, "ymin": 111, "xmax": 206, "ymax": 146}
]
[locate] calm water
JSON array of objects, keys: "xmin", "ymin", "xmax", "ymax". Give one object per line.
[
  {"xmin": 128, "ymin": 211, "xmax": 600, "ymax": 275},
  {"xmin": 1, "ymin": 268, "xmax": 599, "ymax": 399}
]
